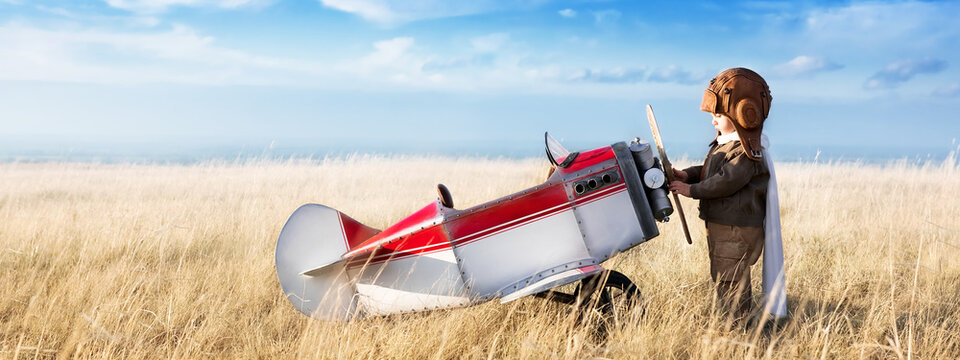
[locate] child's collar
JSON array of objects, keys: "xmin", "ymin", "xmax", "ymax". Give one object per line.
[{"xmin": 717, "ymin": 131, "xmax": 740, "ymax": 145}]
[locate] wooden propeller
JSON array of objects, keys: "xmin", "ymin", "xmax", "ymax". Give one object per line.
[{"xmin": 646, "ymin": 104, "xmax": 693, "ymax": 245}]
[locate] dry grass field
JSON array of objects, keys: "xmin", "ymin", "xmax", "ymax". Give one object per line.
[{"xmin": 1, "ymin": 154, "xmax": 959, "ymax": 359}]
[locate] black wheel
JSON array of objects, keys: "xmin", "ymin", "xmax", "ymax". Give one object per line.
[
  {"xmin": 577, "ymin": 270, "xmax": 641, "ymax": 318},
  {"xmin": 576, "ymin": 270, "xmax": 642, "ymax": 339},
  {"xmin": 533, "ymin": 270, "xmax": 642, "ymax": 317}
]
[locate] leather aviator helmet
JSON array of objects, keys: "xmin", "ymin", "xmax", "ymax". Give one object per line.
[{"xmin": 700, "ymin": 67, "xmax": 772, "ymax": 161}]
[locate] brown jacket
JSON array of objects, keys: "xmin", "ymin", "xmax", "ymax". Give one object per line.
[{"xmin": 682, "ymin": 139, "xmax": 769, "ymax": 227}]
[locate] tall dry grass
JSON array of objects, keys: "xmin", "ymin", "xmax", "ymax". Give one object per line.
[{"xmin": 1, "ymin": 154, "xmax": 958, "ymax": 359}]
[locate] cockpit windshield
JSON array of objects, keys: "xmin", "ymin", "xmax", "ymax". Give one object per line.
[{"xmin": 544, "ymin": 132, "xmax": 578, "ymax": 168}]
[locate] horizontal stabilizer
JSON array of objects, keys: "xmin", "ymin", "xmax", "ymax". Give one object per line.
[
  {"xmin": 300, "ymin": 257, "xmax": 348, "ymax": 276},
  {"xmin": 300, "ymin": 244, "xmax": 385, "ymax": 276}
]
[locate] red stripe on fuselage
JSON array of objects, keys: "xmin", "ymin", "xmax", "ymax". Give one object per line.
[
  {"xmin": 450, "ymin": 202, "xmax": 571, "ymax": 248},
  {"xmin": 346, "ymin": 203, "xmax": 441, "ymax": 256},
  {"xmin": 445, "ymin": 183, "xmax": 569, "ymax": 242},
  {"xmin": 344, "ymin": 174, "xmax": 629, "ymax": 269},
  {"xmin": 346, "ymin": 226, "xmax": 450, "ymax": 268}
]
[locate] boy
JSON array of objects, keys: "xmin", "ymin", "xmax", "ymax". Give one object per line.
[{"xmin": 668, "ymin": 67, "xmax": 786, "ymax": 320}]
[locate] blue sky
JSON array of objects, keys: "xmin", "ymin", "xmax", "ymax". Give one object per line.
[{"xmin": 1, "ymin": 0, "xmax": 958, "ymax": 160}]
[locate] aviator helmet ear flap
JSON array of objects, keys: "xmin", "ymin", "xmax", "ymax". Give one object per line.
[
  {"xmin": 734, "ymin": 97, "xmax": 762, "ymax": 129},
  {"xmin": 733, "ymin": 95, "xmax": 765, "ymax": 161}
]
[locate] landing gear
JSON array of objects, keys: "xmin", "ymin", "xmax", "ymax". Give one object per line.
[
  {"xmin": 534, "ymin": 270, "xmax": 642, "ymax": 338},
  {"xmin": 534, "ymin": 270, "xmax": 642, "ymax": 318}
]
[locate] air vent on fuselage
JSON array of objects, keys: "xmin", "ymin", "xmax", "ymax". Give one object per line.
[{"xmin": 571, "ymin": 169, "xmax": 619, "ymax": 198}]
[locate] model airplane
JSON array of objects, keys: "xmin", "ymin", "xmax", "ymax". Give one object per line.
[{"xmin": 276, "ymin": 120, "xmax": 680, "ymax": 321}]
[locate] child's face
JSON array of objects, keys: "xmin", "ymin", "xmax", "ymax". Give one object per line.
[{"xmin": 711, "ymin": 113, "xmax": 737, "ymax": 135}]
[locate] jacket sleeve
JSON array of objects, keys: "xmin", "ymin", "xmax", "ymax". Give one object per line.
[
  {"xmin": 689, "ymin": 151, "xmax": 757, "ymax": 200},
  {"xmin": 681, "ymin": 166, "xmax": 702, "ymax": 184}
]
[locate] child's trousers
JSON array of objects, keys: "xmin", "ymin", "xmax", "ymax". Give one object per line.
[{"xmin": 705, "ymin": 222, "xmax": 764, "ymax": 318}]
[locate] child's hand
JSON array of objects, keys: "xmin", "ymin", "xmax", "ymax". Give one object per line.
[
  {"xmin": 672, "ymin": 169, "xmax": 688, "ymax": 182},
  {"xmin": 669, "ymin": 181, "xmax": 692, "ymax": 198}
]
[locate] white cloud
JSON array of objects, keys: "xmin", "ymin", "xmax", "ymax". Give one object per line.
[
  {"xmin": 0, "ymin": 23, "xmax": 510, "ymax": 90},
  {"xmin": 771, "ymin": 55, "xmax": 842, "ymax": 77},
  {"xmin": 863, "ymin": 58, "xmax": 948, "ymax": 90},
  {"xmin": 801, "ymin": 1, "xmax": 960, "ymax": 51},
  {"xmin": 318, "ymin": 0, "xmax": 397, "ymax": 24},
  {"xmin": 568, "ymin": 67, "xmax": 645, "ymax": 83},
  {"xmin": 0, "ymin": 23, "xmax": 326, "ymax": 85},
  {"xmin": 646, "ymin": 65, "xmax": 707, "ymax": 85},
  {"xmin": 418, "ymin": 34, "xmax": 508, "ymax": 72},
  {"xmin": 104, "ymin": 0, "xmax": 275, "ymax": 13},
  {"xmin": 360, "ymin": 37, "xmax": 414, "ymax": 67},
  {"xmin": 344, "ymin": 37, "xmax": 450, "ymax": 86},
  {"xmin": 471, "ymin": 33, "xmax": 509, "ymax": 53},
  {"xmin": 422, "ymin": 55, "xmax": 477, "ymax": 71},
  {"xmin": 592, "ymin": 9, "xmax": 620, "ymax": 25},
  {"xmin": 35, "ymin": 5, "xmax": 74, "ymax": 17},
  {"xmin": 0, "ymin": 25, "xmax": 449, "ymax": 89},
  {"xmin": 319, "ymin": 0, "xmax": 504, "ymax": 26},
  {"xmin": 933, "ymin": 82, "xmax": 960, "ymax": 97},
  {"xmin": 558, "ymin": 64, "xmax": 710, "ymax": 86},
  {"xmin": 35, "ymin": 5, "xmax": 163, "ymax": 27},
  {"xmin": 558, "ymin": 8, "xmax": 575, "ymax": 18}
]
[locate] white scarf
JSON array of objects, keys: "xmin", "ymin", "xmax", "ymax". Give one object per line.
[
  {"xmin": 716, "ymin": 132, "xmax": 740, "ymax": 145},
  {"xmin": 716, "ymin": 131, "xmax": 788, "ymax": 318}
]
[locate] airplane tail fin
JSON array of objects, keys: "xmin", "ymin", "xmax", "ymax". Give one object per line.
[{"xmin": 275, "ymin": 204, "xmax": 380, "ymax": 320}]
